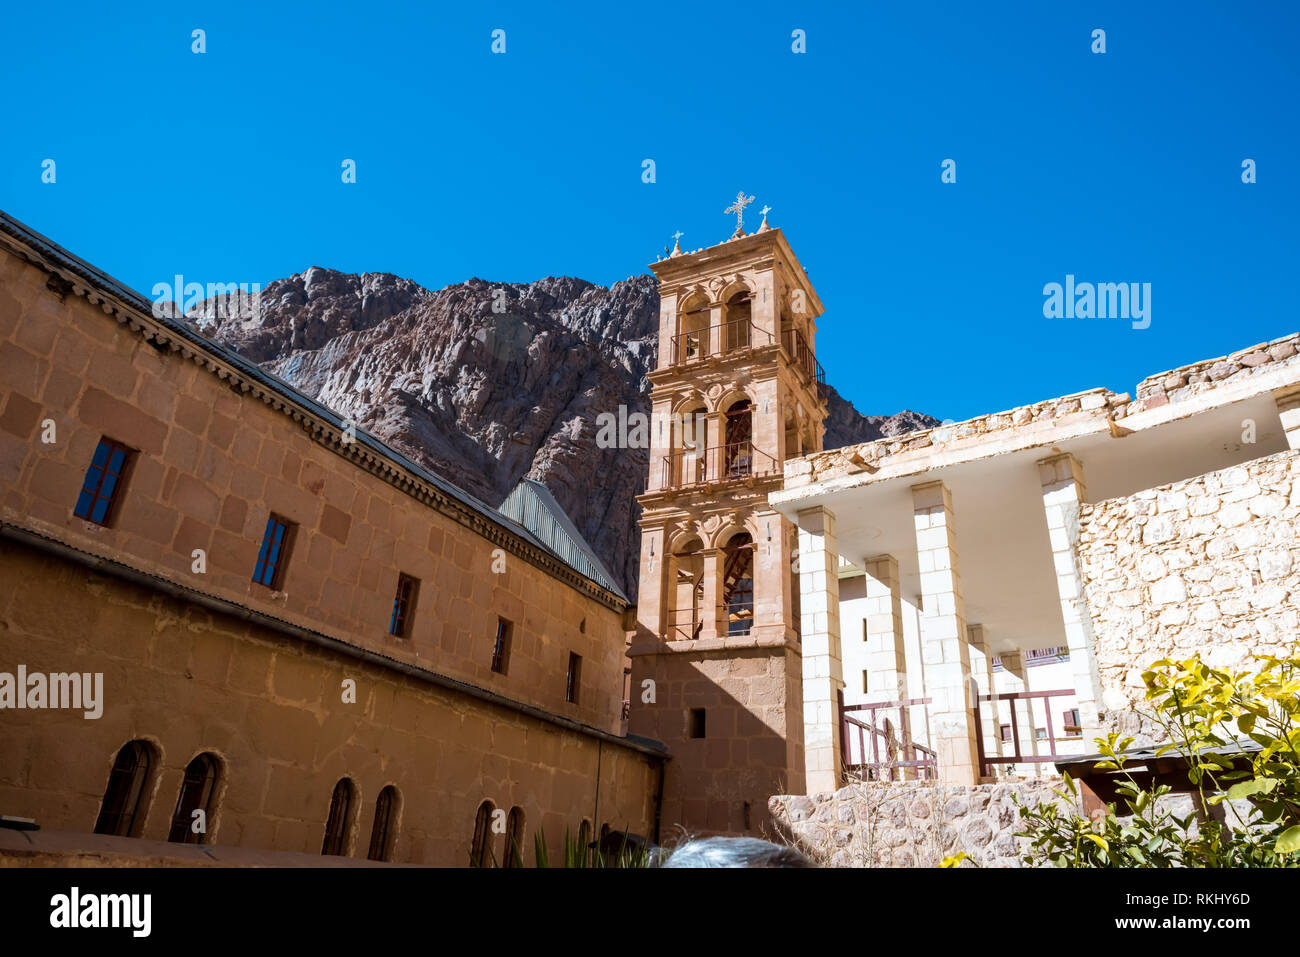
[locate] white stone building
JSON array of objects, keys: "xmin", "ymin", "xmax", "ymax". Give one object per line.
[{"xmin": 775, "ymin": 334, "xmax": 1300, "ymax": 790}]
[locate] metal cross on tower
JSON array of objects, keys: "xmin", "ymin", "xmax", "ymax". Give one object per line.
[{"xmin": 724, "ymin": 191, "xmax": 755, "ymax": 233}]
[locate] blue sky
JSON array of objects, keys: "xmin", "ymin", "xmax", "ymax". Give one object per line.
[{"xmin": 4, "ymin": 1, "xmax": 1297, "ymax": 421}]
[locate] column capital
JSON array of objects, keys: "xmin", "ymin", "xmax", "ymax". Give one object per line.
[
  {"xmin": 1036, "ymin": 452, "xmax": 1086, "ymax": 492},
  {"xmin": 910, "ymin": 480, "xmax": 951, "ymax": 511}
]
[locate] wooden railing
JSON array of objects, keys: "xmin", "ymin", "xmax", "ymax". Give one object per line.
[
  {"xmin": 838, "ymin": 691, "xmax": 937, "ymax": 781},
  {"xmin": 973, "ymin": 688, "xmax": 1077, "ymax": 776}
]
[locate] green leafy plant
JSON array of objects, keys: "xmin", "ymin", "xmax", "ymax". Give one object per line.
[
  {"xmin": 1015, "ymin": 646, "xmax": 1300, "ymax": 868},
  {"xmin": 530, "ymin": 828, "xmax": 650, "ymax": 868}
]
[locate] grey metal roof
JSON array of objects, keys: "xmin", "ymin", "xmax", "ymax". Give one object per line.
[
  {"xmin": 0, "ymin": 209, "xmax": 625, "ymax": 605},
  {"xmin": 498, "ymin": 479, "xmax": 627, "ymax": 601}
]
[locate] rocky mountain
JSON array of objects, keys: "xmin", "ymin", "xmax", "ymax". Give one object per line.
[{"xmin": 192, "ymin": 268, "xmax": 938, "ymax": 599}]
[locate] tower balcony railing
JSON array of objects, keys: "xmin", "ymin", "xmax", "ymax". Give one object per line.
[
  {"xmin": 659, "ymin": 441, "xmax": 778, "ymax": 489},
  {"xmin": 669, "ymin": 318, "xmax": 773, "ymax": 366},
  {"xmin": 779, "ymin": 327, "xmax": 827, "ymax": 401}
]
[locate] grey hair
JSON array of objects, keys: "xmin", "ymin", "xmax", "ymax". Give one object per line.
[{"xmin": 659, "ymin": 836, "xmax": 815, "ymax": 868}]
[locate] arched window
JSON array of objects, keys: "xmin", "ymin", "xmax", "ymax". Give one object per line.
[
  {"xmin": 722, "ymin": 532, "xmax": 754, "ymax": 636},
  {"xmin": 671, "ymin": 405, "xmax": 709, "ymax": 487},
  {"xmin": 502, "ymin": 806, "xmax": 526, "ymax": 868},
  {"xmin": 723, "ymin": 290, "xmax": 752, "ymax": 351},
  {"xmin": 367, "ymin": 785, "xmax": 400, "ymax": 861},
  {"xmin": 321, "ymin": 777, "xmax": 357, "ymax": 855},
  {"xmin": 168, "ymin": 752, "xmax": 220, "ymax": 844},
  {"xmin": 724, "ymin": 399, "xmax": 753, "ymax": 477},
  {"xmin": 94, "ymin": 740, "xmax": 155, "ymax": 837},
  {"xmin": 675, "ymin": 294, "xmax": 711, "ymax": 362},
  {"xmin": 471, "ymin": 800, "xmax": 496, "ymax": 867},
  {"xmin": 667, "ymin": 535, "xmax": 704, "ymax": 641}
]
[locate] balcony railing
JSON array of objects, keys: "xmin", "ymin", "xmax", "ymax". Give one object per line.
[
  {"xmin": 973, "ymin": 688, "xmax": 1077, "ymax": 775},
  {"xmin": 780, "ymin": 328, "xmax": 826, "ymax": 400},
  {"xmin": 669, "ymin": 319, "xmax": 772, "ymax": 366},
  {"xmin": 660, "ymin": 441, "xmax": 778, "ymax": 489},
  {"xmin": 665, "ymin": 602, "xmax": 754, "ymax": 641}
]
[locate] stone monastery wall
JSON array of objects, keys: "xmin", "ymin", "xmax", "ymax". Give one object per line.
[
  {"xmin": 770, "ymin": 781, "xmax": 1068, "ymax": 868},
  {"xmin": 1078, "ymin": 448, "xmax": 1300, "ymax": 741}
]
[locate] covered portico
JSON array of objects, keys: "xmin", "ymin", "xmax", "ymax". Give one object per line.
[{"xmin": 772, "ymin": 352, "xmax": 1300, "ymax": 790}]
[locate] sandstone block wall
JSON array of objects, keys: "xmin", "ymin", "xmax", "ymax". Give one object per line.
[
  {"xmin": 0, "ymin": 543, "xmax": 661, "ymax": 865},
  {"xmin": 630, "ymin": 646, "xmax": 802, "ymax": 836},
  {"xmin": 0, "ymin": 243, "xmax": 629, "ymax": 733},
  {"xmin": 1078, "ymin": 448, "xmax": 1300, "ymax": 741},
  {"xmin": 770, "ymin": 781, "xmax": 1069, "ymax": 868}
]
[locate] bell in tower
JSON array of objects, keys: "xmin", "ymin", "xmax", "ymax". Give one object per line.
[{"xmin": 627, "ymin": 198, "xmax": 829, "ymax": 837}]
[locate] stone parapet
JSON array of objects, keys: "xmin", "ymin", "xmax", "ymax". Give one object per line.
[{"xmin": 769, "ymin": 780, "xmax": 1070, "ymax": 868}]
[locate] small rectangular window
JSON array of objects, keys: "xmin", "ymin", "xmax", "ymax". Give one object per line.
[
  {"xmin": 689, "ymin": 708, "xmax": 706, "ymax": 739},
  {"xmin": 74, "ymin": 438, "xmax": 133, "ymax": 526},
  {"xmin": 252, "ymin": 514, "xmax": 294, "ymax": 589},
  {"xmin": 1034, "ymin": 727, "xmax": 1047, "ymax": 741},
  {"xmin": 389, "ymin": 574, "xmax": 418, "ymax": 637},
  {"xmin": 491, "ymin": 618, "xmax": 512, "ymax": 674},
  {"xmin": 1000, "ymin": 724, "xmax": 1012, "ymax": 743},
  {"xmin": 862, "ymin": 669, "xmax": 869, "ymax": 694},
  {"xmin": 565, "ymin": 652, "xmax": 581, "ymax": 704}
]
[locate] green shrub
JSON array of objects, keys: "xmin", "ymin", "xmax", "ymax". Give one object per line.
[{"xmin": 1016, "ymin": 648, "xmax": 1300, "ymax": 868}]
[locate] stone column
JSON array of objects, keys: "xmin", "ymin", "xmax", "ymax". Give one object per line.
[
  {"xmin": 912, "ymin": 481, "xmax": 980, "ymax": 785},
  {"xmin": 751, "ymin": 510, "xmax": 795, "ymax": 643},
  {"xmin": 698, "ymin": 546, "xmax": 725, "ymax": 642},
  {"xmin": 1276, "ymin": 391, "xmax": 1300, "ymax": 450},
  {"xmin": 864, "ymin": 555, "xmax": 911, "ymax": 778},
  {"xmin": 636, "ymin": 521, "xmax": 669, "ymax": 641},
  {"xmin": 798, "ymin": 506, "xmax": 844, "ymax": 793},
  {"xmin": 1037, "ymin": 454, "xmax": 1103, "ymax": 740},
  {"xmin": 997, "ymin": 650, "xmax": 1040, "ymax": 776},
  {"xmin": 966, "ymin": 625, "xmax": 998, "ymax": 778}
]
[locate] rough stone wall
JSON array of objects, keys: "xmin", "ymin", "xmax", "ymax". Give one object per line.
[
  {"xmin": 0, "ymin": 543, "xmax": 661, "ymax": 865},
  {"xmin": 769, "ymin": 781, "xmax": 1069, "ymax": 868},
  {"xmin": 1078, "ymin": 448, "xmax": 1300, "ymax": 742},
  {"xmin": 1131, "ymin": 334, "xmax": 1299, "ymax": 407}
]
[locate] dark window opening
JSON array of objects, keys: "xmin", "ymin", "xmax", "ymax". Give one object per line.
[
  {"xmin": 1000, "ymin": 724, "xmax": 1013, "ymax": 743},
  {"xmin": 743, "ymin": 801, "xmax": 752, "ymax": 830},
  {"xmin": 168, "ymin": 752, "xmax": 219, "ymax": 844},
  {"xmin": 94, "ymin": 740, "xmax": 154, "ymax": 837},
  {"xmin": 565, "ymin": 653, "xmax": 581, "ymax": 703},
  {"xmin": 492, "ymin": 618, "xmax": 512, "ymax": 674},
  {"xmin": 252, "ymin": 514, "xmax": 294, "ymax": 589},
  {"xmin": 503, "ymin": 806, "xmax": 525, "ymax": 868},
  {"xmin": 367, "ymin": 785, "xmax": 399, "ymax": 861},
  {"xmin": 471, "ymin": 801, "xmax": 495, "ymax": 867},
  {"xmin": 388, "ymin": 574, "xmax": 418, "ymax": 637},
  {"xmin": 689, "ymin": 707, "xmax": 706, "ymax": 739},
  {"xmin": 321, "ymin": 777, "xmax": 356, "ymax": 855},
  {"xmin": 74, "ymin": 438, "xmax": 133, "ymax": 526}
]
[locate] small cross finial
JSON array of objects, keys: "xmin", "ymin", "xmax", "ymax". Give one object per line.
[
  {"xmin": 724, "ymin": 191, "xmax": 755, "ymax": 236},
  {"xmin": 670, "ymin": 230, "xmax": 684, "ymax": 256},
  {"xmin": 760, "ymin": 205, "xmax": 771, "ymax": 217}
]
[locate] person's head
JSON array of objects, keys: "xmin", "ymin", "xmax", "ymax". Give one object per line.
[{"xmin": 659, "ymin": 836, "xmax": 815, "ymax": 868}]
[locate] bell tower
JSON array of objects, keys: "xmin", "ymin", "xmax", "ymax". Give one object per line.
[{"xmin": 628, "ymin": 205, "xmax": 829, "ymax": 836}]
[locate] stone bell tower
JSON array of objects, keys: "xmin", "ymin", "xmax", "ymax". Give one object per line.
[{"xmin": 627, "ymin": 199, "xmax": 829, "ymax": 836}]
